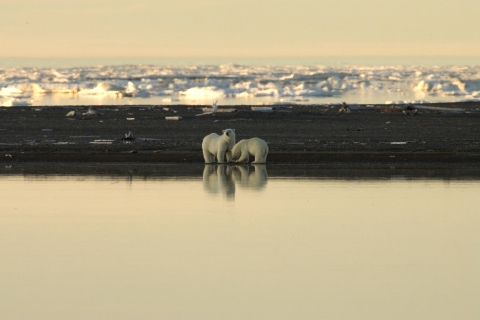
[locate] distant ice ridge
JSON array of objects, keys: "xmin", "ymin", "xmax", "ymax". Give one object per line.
[{"xmin": 1, "ymin": 64, "xmax": 480, "ymax": 106}]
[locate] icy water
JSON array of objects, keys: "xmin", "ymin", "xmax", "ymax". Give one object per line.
[
  {"xmin": 2, "ymin": 63, "xmax": 480, "ymax": 107},
  {"xmin": 1, "ymin": 165, "xmax": 479, "ymax": 320}
]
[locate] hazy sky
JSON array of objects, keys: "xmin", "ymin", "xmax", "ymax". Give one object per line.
[{"xmin": 1, "ymin": 0, "xmax": 479, "ymax": 59}]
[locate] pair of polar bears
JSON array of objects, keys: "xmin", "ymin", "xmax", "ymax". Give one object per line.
[{"xmin": 202, "ymin": 128, "xmax": 269, "ymax": 164}]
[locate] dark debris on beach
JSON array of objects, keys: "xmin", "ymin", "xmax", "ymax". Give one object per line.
[{"xmin": 1, "ymin": 102, "xmax": 480, "ymax": 164}]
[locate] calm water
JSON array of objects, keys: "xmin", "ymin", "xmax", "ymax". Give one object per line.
[{"xmin": 1, "ymin": 165, "xmax": 479, "ymax": 319}]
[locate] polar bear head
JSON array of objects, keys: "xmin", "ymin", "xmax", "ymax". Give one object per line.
[
  {"xmin": 222, "ymin": 128, "xmax": 236, "ymax": 150},
  {"xmin": 222, "ymin": 128, "xmax": 235, "ymax": 138}
]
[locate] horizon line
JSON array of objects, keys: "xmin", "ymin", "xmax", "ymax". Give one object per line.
[{"xmin": 1, "ymin": 56, "xmax": 479, "ymax": 68}]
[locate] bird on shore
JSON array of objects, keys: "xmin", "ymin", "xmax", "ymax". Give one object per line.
[
  {"xmin": 196, "ymin": 100, "xmax": 219, "ymax": 116},
  {"xmin": 122, "ymin": 131, "xmax": 135, "ymax": 141},
  {"xmin": 338, "ymin": 102, "xmax": 351, "ymax": 113},
  {"xmin": 65, "ymin": 110, "xmax": 76, "ymax": 117},
  {"xmin": 83, "ymin": 107, "xmax": 97, "ymax": 115},
  {"xmin": 402, "ymin": 104, "xmax": 418, "ymax": 115}
]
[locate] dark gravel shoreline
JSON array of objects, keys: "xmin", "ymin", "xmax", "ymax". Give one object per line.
[
  {"xmin": 3, "ymin": 162, "xmax": 480, "ymax": 180},
  {"xmin": 1, "ymin": 102, "xmax": 480, "ymax": 165}
]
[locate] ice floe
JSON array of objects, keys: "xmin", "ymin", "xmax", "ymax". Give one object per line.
[{"xmin": 1, "ymin": 64, "xmax": 480, "ymax": 106}]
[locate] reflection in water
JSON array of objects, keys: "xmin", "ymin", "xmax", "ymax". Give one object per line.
[
  {"xmin": 203, "ymin": 164, "xmax": 236, "ymax": 199},
  {"xmin": 1, "ymin": 175, "xmax": 480, "ymax": 320},
  {"xmin": 232, "ymin": 164, "xmax": 268, "ymax": 190},
  {"xmin": 4, "ymin": 163, "xmax": 480, "ymax": 181},
  {"xmin": 202, "ymin": 164, "xmax": 268, "ymax": 199}
]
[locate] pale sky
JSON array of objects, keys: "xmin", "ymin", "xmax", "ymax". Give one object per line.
[{"xmin": 1, "ymin": 0, "xmax": 479, "ymax": 59}]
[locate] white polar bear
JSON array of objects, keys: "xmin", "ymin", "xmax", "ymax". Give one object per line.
[
  {"xmin": 202, "ymin": 129, "xmax": 236, "ymax": 163},
  {"xmin": 231, "ymin": 137, "xmax": 269, "ymax": 164}
]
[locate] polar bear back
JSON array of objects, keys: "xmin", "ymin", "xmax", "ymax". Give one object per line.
[
  {"xmin": 202, "ymin": 133, "xmax": 221, "ymax": 154},
  {"xmin": 232, "ymin": 137, "xmax": 269, "ymax": 164}
]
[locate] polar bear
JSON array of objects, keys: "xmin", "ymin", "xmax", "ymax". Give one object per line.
[
  {"xmin": 202, "ymin": 129, "xmax": 236, "ymax": 163},
  {"xmin": 231, "ymin": 137, "xmax": 269, "ymax": 164}
]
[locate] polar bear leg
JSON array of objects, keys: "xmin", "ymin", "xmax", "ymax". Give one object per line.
[
  {"xmin": 236, "ymin": 149, "xmax": 250, "ymax": 163},
  {"xmin": 203, "ymin": 149, "xmax": 216, "ymax": 163},
  {"xmin": 217, "ymin": 145, "xmax": 227, "ymax": 163},
  {"xmin": 252, "ymin": 149, "xmax": 267, "ymax": 164},
  {"xmin": 252, "ymin": 157, "xmax": 263, "ymax": 163},
  {"xmin": 225, "ymin": 150, "xmax": 232, "ymax": 163}
]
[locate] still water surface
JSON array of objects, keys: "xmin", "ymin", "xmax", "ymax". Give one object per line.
[{"xmin": 1, "ymin": 165, "xmax": 479, "ymax": 319}]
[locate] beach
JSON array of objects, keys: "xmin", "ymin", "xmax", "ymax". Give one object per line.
[{"xmin": 1, "ymin": 102, "xmax": 480, "ymax": 165}]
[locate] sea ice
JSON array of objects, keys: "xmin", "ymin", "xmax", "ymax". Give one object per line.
[
  {"xmin": 180, "ymin": 87, "xmax": 224, "ymax": 99},
  {"xmin": 1, "ymin": 64, "xmax": 479, "ymax": 106}
]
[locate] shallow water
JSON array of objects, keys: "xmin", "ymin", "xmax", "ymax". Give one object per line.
[{"xmin": 1, "ymin": 166, "xmax": 479, "ymax": 319}]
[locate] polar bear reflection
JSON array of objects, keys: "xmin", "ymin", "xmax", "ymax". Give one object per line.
[
  {"xmin": 202, "ymin": 164, "xmax": 268, "ymax": 199},
  {"xmin": 230, "ymin": 165, "xmax": 268, "ymax": 190},
  {"xmin": 202, "ymin": 165, "xmax": 236, "ymax": 200}
]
